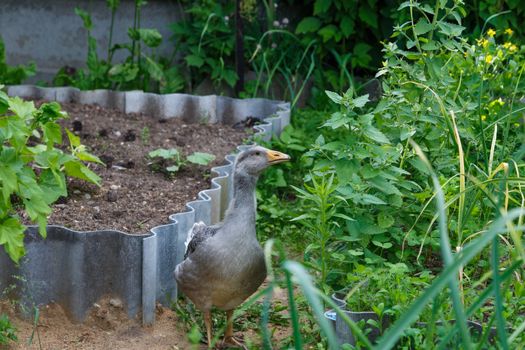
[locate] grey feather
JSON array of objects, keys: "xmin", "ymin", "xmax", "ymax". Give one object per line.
[{"xmin": 184, "ymin": 223, "xmax": 220, "ymax": 259}]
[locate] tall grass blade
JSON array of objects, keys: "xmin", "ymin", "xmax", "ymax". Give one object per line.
[
  {"xmin": 411, "ymin": 140, "xmax": 472, "ymax": 348},
  {"xmin": 283, "ymin": 261, "xmax": 338, "ymax": 350}
]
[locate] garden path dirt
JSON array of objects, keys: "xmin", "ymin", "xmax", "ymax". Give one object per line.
[
  {"xmin": 21, "ymin": 101, "xmax": 252, "ymax": 234},
  {"xmin": 1, "ymin": 281, "xmax": 292, "ymax": 349}
]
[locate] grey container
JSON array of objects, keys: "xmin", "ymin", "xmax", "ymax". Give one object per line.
[
  {"xmin": 0, "ymin": 85, "xmax": 290, "ymax": 325},
  {"xmin": 331, "ymin": 293, "xmax": 501, "ymax": 347},
  {"xmin": 332, "ymin": 293, "xmax": 390, "ymax": 346}
]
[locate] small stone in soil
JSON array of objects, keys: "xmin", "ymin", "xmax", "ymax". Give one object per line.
[
  {"xmin": 106, "ymin": 191, "xmax": 118, "ymax": 202},
  {"xmin": 123, "ymin": 129, "xmax": 136, "ymax": 142},
  {"xmin": 72, "ymin": 120, "xmax": 83, "ymax": 132},
  {"xmin": 109, "ymin": 298, "xmax": 123, "ymax": 308},
  {"xmin": 115, "ymin": 160, "xmax": 135, "ymax": 169},
  {"xmin": 114, "ymin": 130, "xmax": 122, "ymax": 137},
  {"xmin": 99, "ymin": 154, "xmax": 114, "ymax": 168}
]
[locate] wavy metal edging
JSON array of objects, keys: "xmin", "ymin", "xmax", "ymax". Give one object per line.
[{"xmin": 1, "ymin": 85, "xmax": 290, "ymax": 325}]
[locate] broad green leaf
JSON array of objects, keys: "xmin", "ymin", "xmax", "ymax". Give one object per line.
[
  {"xmin": 166, "ymin": 165, "xmax": 180, "ymax": 173},
  {"xmin": 359, "ymin": 193, "xmax": 386, "ymax": 205},
  {"xmin": 378, "ymin": 212, "xmax": 395, "ymax": 228},
  {"xmin": 352, "ymin": 94, "xmax": 369, "ymax": 108},
  {"xmin": 0, "ymin": 165, "xmax": 18, "ymax": 202},
  {"xmin": 76, "ymin": 150, "xmax": 103, "ymax": 164},
  {"xmin": 42, "ymin": 122, "xmax": 62, "ymax": 146},
  {"xmin": 437, "ymin": 21, "xmax": 465, "ymax": 36},
  {"xmin": 38, "ymin": 169, "xmax": 67, "ymax": 204},
  {"xmin": 372, "ymin": 240, "xmax": 393, "ymax": 249},
  {"xmin": 35, "ymin": 102, "xmax": 67, "ymax": 124},
  {"xmin": 185, "ymin": 54, "xmax": 204, "ymax": 68},
  {"xmin": 318, "ymin": 24, "xmax": 338, "ymax": 42},
  {"xmin": 144, "ymin": 56, "xmax": 164, "ymax": 82},
  {"xmin": 340, "ymin": 15, "xmax": 354, "ymax": 37},
  {"xmin": 325, "ymin": 90, "xmax": 342, "ymax": 104},
  {"xmin": 369, "ymin": 176, "xmax": 402, "ymax": 195},
  {"xmin": 148, "ymin": 148, "xmax": 179, "ymax": 160},
  {"xmin": 65, "ymin": 128, "xmax": 81, "ymax": 147},
  {"xmin": 421, "ymin": 40, "xmax": 439, "ymax": 50},
  {"xmin": 64, "ymin": 161, "xmax": 101, "ymax": 185},
  {"xmin": 313, "ymin": 0, "xmax": 332, "ymax": 14},
  {"xmin": 358, "ymin": 5, "xmax": 378, "ymax": 29},
  {"xmin": 363, "ymin": 125, "xmax": 390, "ymax": 144},
  {"xmin": 295, "ymin": 17, "xmax": 321, "ymax": 34},
  {"xmin": 8, "ymin": 97, "xmax": 34, "ymax": 120},
  {"xmin": 137, "ymin": 28, "xmax": 162, "ymax": 48},
  {"xmin": 0, "ymin": 217, "xmax": 26, "ymax": 263},
  {"xmin": 108, "ymin": 63, "xmax": 139, "ymax": 82},
  {"xmin": 414, "ymin": 18, "xmax": 433, "ymax": 35},
  {"xmin": 187, "ymin": 152, "xmax": 215, "ymax": 166}
]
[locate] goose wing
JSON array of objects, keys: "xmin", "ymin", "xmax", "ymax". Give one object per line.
[{"xmin": 184, "ymin": 221, "xmax": 220, "ymax": 259}]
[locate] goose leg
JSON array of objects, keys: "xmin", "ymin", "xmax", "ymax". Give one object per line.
[
  {"xmin": 204, "ymin": 310, "xmax": 213, "ymax": 348},
  {"xmin": 222, "ymin": 310, "xmax": 247, "ymax": 350}
]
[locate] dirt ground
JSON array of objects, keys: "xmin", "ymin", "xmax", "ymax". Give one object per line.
[
  {"xmin": 19, "ymin": 101, "xmax": 252, "ymax": 234},
  {"xmin": 0, "ymin": 283, "xmax": 292, "ymax": 350}
]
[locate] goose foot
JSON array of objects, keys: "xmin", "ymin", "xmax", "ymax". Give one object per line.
[{"xmin": 220, "ymin": 335, "xmax": 247, "ymax": 350}]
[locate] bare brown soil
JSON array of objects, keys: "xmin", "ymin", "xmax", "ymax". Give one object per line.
[
  {"xmin": 21, "ymin": 101, "xmax": 252, "ymax": 234},
  {"xmin": 0, "ymin": 282, "xmax": 292, "ymax": 350}
]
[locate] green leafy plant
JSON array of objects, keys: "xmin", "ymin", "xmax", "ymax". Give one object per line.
[
  {"xmin": 170, "ymin": 0, "xmax": 238, "ymax": 91},
  {"xmin": 0, "ymin": 36, "xmax": 35, "ymax": 85},
  {"xmin": 54, "ymin": 1, "xmax": 184, "ymax": 93},
  {"xmin": 0, "ymin": 88, "xmax": 102, "ymax": 262},
  {"xmin": 0, "ymin": 313, "xmax": 17, "ymax": 345},
  {"xmin": 147, "ymin": 148, "xmax": 215, "ymax": 175}
]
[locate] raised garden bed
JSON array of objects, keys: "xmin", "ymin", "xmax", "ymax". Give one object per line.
[
  {"xmin": 0, "ymin": 85, "xmax": 290, "ymax": 327},
  {"xmin": 29, "ymin": 101, "xmax": 251, "ymax": 234}
]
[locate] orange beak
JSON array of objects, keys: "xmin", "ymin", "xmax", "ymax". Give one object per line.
[{"xmin": 266, "ymin": 149, "xmax": 291, "ymax": 164}]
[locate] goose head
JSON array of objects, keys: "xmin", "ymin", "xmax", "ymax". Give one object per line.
[{"xmin": 234, "ymin": 146, "xmax": 290, "ymax": 177}]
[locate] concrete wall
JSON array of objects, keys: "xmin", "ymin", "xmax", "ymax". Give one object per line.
[{"xmin": 0, "ymin": 0, "xmax": 181, "ymax": 82}]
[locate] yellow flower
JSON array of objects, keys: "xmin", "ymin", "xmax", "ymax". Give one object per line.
[
  {"xmin": 485, "ymin": 54, "xmax": 493, "ymax": 64},
  {"xmin": 489, "ymin": 98, "xmax": 505, "ymax": 108},
  {"xmin": 477, "ymin": 38, "xmax": 489, "ymax": 48},
  {"xmin": 481, "ymin": 115, "xmax": 487, "ymax": 121},
  {"xmin": 510, "ymin": 44, "xmax": 518, "ymax": 52},
  {"xmin": 505, "ymin": 28, "xmax": 514, "ymax": 36},
  {"xmin": 487, "ymin": 28, "xmax": 496, "ymax": 37},
  {"xmin": 503, "ymin": 42, "xmax": 512, "ymax": 49}
]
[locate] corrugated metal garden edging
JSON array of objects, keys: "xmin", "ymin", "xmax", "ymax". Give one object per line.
[{"xmin": 0, "ymin": 85, "xmax": 290, "ymax": 325}]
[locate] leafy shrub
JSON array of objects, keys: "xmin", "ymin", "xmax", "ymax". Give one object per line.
[
  {"xmin": 0, "ymin": 314, "xmax": 17, "ymax": 345},
  {"xmin": 170, "ymin": 0, "xmax": 238, "ymax": 90},
  {"xmin": 53, "ymin": 1, "xmax": 184, "ymax": 93},
  {"xmin": 0, "ymin": 88, "xmax": 101, "ymax": 262},
  {"xmin": 0, "ymin": 36, "xmax": 35, "ymax": 85}
]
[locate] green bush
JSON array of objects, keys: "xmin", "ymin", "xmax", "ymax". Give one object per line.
[
  {"xmin": 0, "ymin": 36, "xmax": 35, "ymax": 85},
  {"xmin": 0, "ymin": 88, "xmax": 101, "ymax": 262},
  {"xmin": 0, "ymin": 314, "xmax": 17, "ymax": 345}
]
